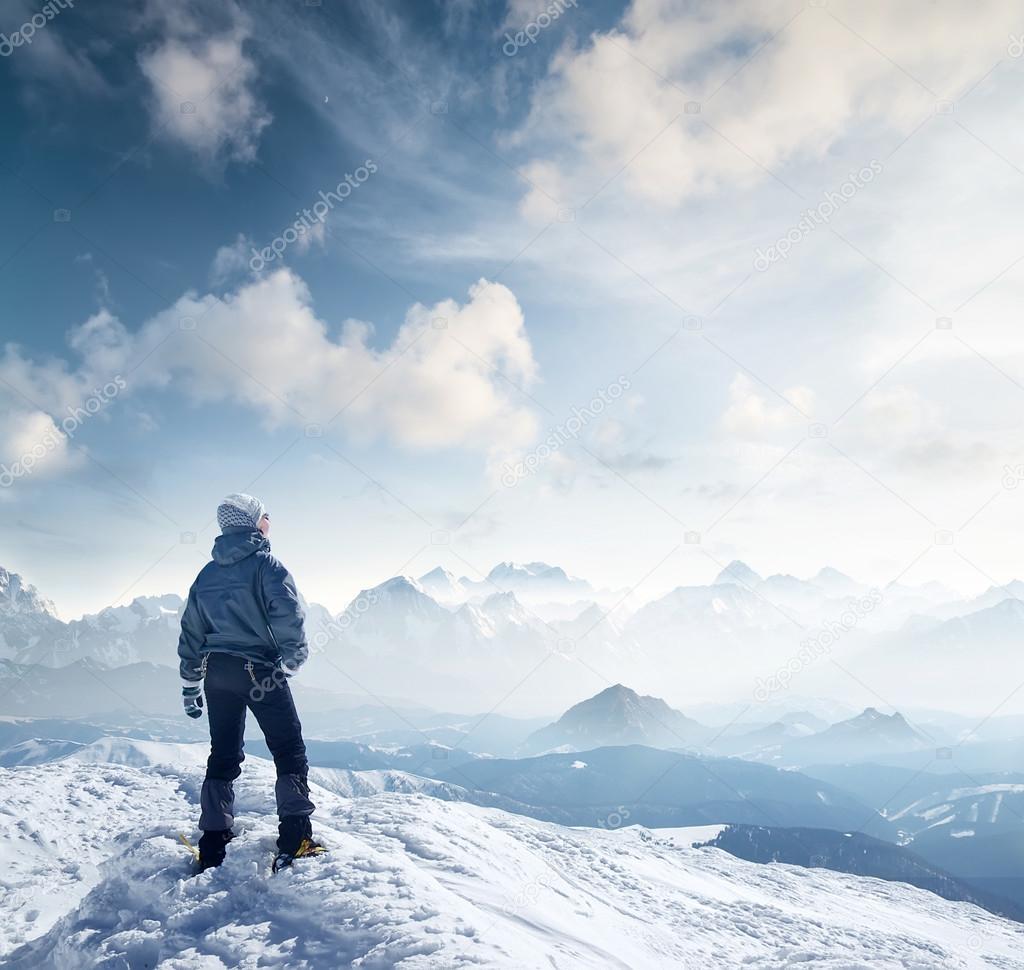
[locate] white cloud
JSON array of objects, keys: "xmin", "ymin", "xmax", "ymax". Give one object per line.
[
  {"xmin": 840, "ymin": 384, "xmax": 997, "ymax": 477},
  {"xmin": 3, "ymin": 0, "xmax": 109, "ymax": 98},
  {"xmin": 209, "ymin": 234, "xmax": 254, "ymax": 285},
  {"xmin": 509, "ymin": 0, "xmax": 1019, "ymax": 206},
  {"xmin": 856, "ymin": 385, "xmax": 937, "ymax": 442},
  {"xmin": 720, "ymin": 373, "xmax": 814, "ymax": 438},
  {"xmin": 138, "ymin": 12, "xmax": 270, "ymax": 168},
  {"xmin": 518, "ymin": 159, "xmax": 570, "ymax": 224},
  {"xmin": 0, "ymin": 408, "xmax": 80, "ymax": 481},
  {"xmin": 294, "ymin": 219, "xmax": 326, "ymax": 255},
  {"xmin": 593, "ymin": 419, "xmax": 624, "ymax": 447},
  {"xmin": 0, "ymin": 307, "xmax": 134, "ymax": 479},
  {"xmin": 0, "ymin": 270, "xmax": 540, "ymax": 473}
]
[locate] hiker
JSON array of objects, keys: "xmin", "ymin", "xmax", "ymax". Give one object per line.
[{"xmin": 177, "ymin": 492, "xmax": 324, "ymax": 872}]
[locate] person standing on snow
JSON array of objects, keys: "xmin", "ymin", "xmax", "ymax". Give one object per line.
[{"xmin": 177, "ymin": 492, "xmax": 324, "ymax": 872}]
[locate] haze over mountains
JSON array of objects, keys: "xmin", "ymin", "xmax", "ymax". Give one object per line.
[
  {"xmin": 519, "ymin": 684, "xmax": 957, "ymax": 771},
  {"xmin": 3, "ymin": 557, "xmax": 1024, "ymax": 715},
  {"xmin": 521, "ymin": 684, "xmax": 706, "ymax": 754},
  {"xmin": 698, "ymin": 824, "xmax": 1024, "ymax": 922},
  {"xmin": 4, "ymin": 659, "xmax": 1024, "ymax": 933}
]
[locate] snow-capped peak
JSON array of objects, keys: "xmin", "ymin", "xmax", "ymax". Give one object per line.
[
  {"xmin": 417, "ymin": 567, "xmax": 467, "ymax": 602},
  {"xmin": 713, "ymin": 560, "xmax": 763, "ymax": 588},
  {"xmin": 83, "ymin": 595, "xmax": 184, "ymax": 634},
  {"xmin": 364, "ymin": 575, "xmax": 432, "ymax": 601},
  {"xmin": 0, "ymin": 567, "xmax": 59, "ymax": 619},
  {"xmin": 811, "ymin": 566, "xmax": 862, "ymax": 594},
  {"xmin": 488, "ymin": 561, "xmax": 562, "ymax": 579}
]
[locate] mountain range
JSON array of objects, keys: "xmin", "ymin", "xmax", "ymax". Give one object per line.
[
  {"xmin": 521, "ymin": 684, "xmax": 944, "ymax": 769},
  {"xmin": 0, "ymin": 733, "xmax": 891, "ymax": 836},
  {"xmin": 4, "ymin": 559, "xmax": 1024, "ymax": 714},
  {"xmin": 698, "ymin": 824, "xmax": 1024, "ymax": 922}
]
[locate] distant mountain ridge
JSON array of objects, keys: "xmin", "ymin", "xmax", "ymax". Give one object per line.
[
  {"xmin": 5, "ymin": 559, "xmax": 1024, "ymax": 715},
  {"xmin": 756, "ymin": 707, "xmax": 934, "ymax": 766},
  {"xmin": 434, "ymin": 744, "xmax": 892, "ymax": 835},
  {"xmin": 699, "ymin": 824, "xmax": 1024, "ymax": 923},
  {"xmin": 525, "ymin": 687, "xmax": 941, "ymax": 768},
  {"xmin": 522, "ymin": 684, "xmax": 706, "ymax": 754}
]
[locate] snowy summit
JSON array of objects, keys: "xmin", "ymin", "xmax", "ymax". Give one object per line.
[{"xmin": 2, "ymin": 751, "xmax": 1022, "ymax": 969}]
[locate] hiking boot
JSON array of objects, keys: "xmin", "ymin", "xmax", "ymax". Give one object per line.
[
  {"xmin": 272, "ymin": 838, "xmax": 326, "ymax": 873},
  {"xmin": 197, "ymin": 829, "xmax": 234, "ymax": 871}
]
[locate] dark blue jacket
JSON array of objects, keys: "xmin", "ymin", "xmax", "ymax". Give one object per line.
[{"xmin": 177, "ymin": 527, "xmax": 307, "ymax": 683}]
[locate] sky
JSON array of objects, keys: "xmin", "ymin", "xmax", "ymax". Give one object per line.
[{"xmin": 2, "ymin": 0, "xmax": 1024, "ymax": 619}]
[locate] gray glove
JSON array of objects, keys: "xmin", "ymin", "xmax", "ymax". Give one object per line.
[{"xmin": 183, "ymin": 685, "xmax": 203, "ymax": 719}]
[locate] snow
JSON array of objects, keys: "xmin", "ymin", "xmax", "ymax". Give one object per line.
[
  {"xmin": 892, "ymin": 785, "xmax": 1021, "ymax": 831},
  {"xmin": 952, "ymin": 830, "xmax": 975, "ymax": 839},
  {"xmin": 646, "ymin": 825, "xmax": 730, "ymax": 846},
  {"xmin": 62, "ymin": 736, "xmax": 210, "ymax": 769},
  {"xmin": 992, "ymin": 792, "xmax": 1005, "ymax": 824},
  {"xmin": 0, "ymin": 738, "xmax": 86, "ymax": 766},
  {"xmin": 948, "ymin": 784, "xmax": 1024, "ymax": 798},
  {"xmin": 308, "ymin": 766, "xmax": 458, "ymax": 799},
  {"xmin": 2, "ymin": 755, "xmax": 1024, "ymax": 968}
]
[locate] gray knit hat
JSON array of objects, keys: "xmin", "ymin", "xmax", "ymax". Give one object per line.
[{"xmin": 217, "ymin": 492, "xmax": 267, "ymax": 531}]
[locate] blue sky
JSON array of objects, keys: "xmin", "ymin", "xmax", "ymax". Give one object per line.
[{"xmin": 3, "ymin": 0, "xmax": 1024, "ymax": 617}]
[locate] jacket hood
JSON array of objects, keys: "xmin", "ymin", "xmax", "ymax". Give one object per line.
[{"xmin": 212, "ymin": 527, "xmax": 270, "ymax": 566}]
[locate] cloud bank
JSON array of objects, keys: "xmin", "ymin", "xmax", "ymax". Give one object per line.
[
  {"xmin": 510, "ymin": 0, "xmax": 1019, "ymax": 206},
  {"xmin": 0, "ymin": 271, "xmax": 540, "ymax": 474}
]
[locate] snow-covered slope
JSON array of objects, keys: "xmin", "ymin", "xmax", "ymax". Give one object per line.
[
  {"xmin": 60, "ymin": 735, "xmax": 210, "ymax": 768},
  {"xmin": 0, "ymin": 737, "xmax": 87, "ymax": 766},
  {"xmin": 3, "ymin": 757, "xmax": 1024, "ymax": 968}
]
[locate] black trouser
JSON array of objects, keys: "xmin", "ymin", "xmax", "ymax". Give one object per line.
[{"xmin": 199, "ymin": 652, "xmax": 314, "ymax": 852}]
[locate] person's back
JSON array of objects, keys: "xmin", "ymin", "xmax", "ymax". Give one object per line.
[{"xmin": 178, "ymin": 493, "xmax": 324, "ymax": 872}]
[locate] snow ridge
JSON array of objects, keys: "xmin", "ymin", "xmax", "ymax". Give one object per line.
[{"xmin": 3, "ymin": 758, "xmax": 1024, "ymax": 968}]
